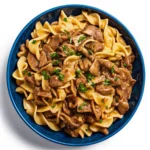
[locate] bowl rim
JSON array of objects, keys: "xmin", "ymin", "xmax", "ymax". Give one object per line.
[{"xmin": 6, "ymin": 4, "xmax": 146, "ymax": 146}]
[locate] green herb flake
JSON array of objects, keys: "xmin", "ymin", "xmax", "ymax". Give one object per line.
[
  {"xmin": 88, "ymin": 49, "xmax": 93, "ymax": 55},
  {"xmin": 78, "ymin": 83, "xmax": 87, "ymax": 93},
  {"xmin": 75, "ymin": 70, "xmax": 81, "ymax": 78},
  {"xmin": 52, "ymin": 60, "xmax": 60, "ymax": 66},
  {"xmin": 78, "ymin": 35, "xmax": 86, "ymax": 43},
  {"xmin": 23, "ymin": 70, "xmax": 28, "ymax": 75},
  {"xmin": 41, "ymin": 71, "xmax": 51, "ymax": 80},
  {"xmin": 111, "ymin": 66, "xmax": 115, "ymax": 74},
  {"xmin": 58, "ymin": 73, "xmax": 64, "ymax": 81},
  {"xmin": 85, "ymin": 128, "xmax": 88, "ymax": 131},
  {"xmin": 63, "ymin": 17, "xmax": 67, "ymax": 22},
  {"xmin": 64, "ymin": 30, "xmax": 69, "ymax": 35},
  {"xmin": 62, "ymin": 45, "xmax": 68, "ymax": 55},
  {"xmin": 51, "ymin": 104, "xmax": 56, "ymax": 108},
  {"xmin": 115, "ymin": 96, "xmax": 119, "ymax": 102},
  {"xmin": 114, "ymin": 77, "xmax": 119, "ymax": 81},
  {"xmin": 78, "ymin": 102, "xmax": 87, "ymax": 110},
  {"xmin": 106, "ymin": 106, "xmax": 108, "ymax": 109},
  {"xmin": 85, "ymin": 71, "xmax": 94, "ymax": 82},
  {"xmin": 68, "ymin": 36, "xmax": 72, "ymax": 44},
  {"xmin": 99, "ymin": 119, "xmax": 103, "ymax": 123},
  {"xmin": 101, "ymin": 99, "xmax": 105, "ymax": 104},
  {"xmin": 27, "ymin": 72, "xmax": 32, "ymax": 76},
  {"xmin": 104, "ymin": 79, "xmax": 110, "ymax": 86},
  {"xmin": 32, "ymin": 40, "xmax": 36, "ymax": 44},
  {"xmin": 53, "ymin": 69, "xmax": 61, "ymax": 75},
  {"xmin": 50, "ymin": 52, "xmax": 59, "ymax": 59},
  {"xmin": 91, "ymin": 82, "xmax": 96, "ymax": 88},
  {"xmin": 123, "ymin": 63, "xmax": 127, "ymax": 68}
]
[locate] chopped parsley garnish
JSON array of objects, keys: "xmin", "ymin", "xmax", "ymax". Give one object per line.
[
  {"xmin": 99, "ymin": 119, "xmax": 103, "ymax": 123},
  {"xmin": 114, "ymin": 77, "xmax": 119, "ymax": 81},
  {"xmin": 41, "ymin": 70, "xmax": 51, "ymax": 80},
  {"xmin": 23, "ymin": 70, "xmax": 28, "ymax": 75},
  {"xmin": 63, "ymin": 29, "xmax": 69, "ymax": 35},
  {"xmin": 104, "ymin": 79, "xmax": 110, "ymax": 85},
  {"xmin": 111, "ymin": 66, "xmax": 115, "ymax": 74},
  {"xmin": 53, "ymin": 69, "xmax": 64, "ymax": 81},
  {"xmin": 23, "ymin": 70, "xmax": 32, "ymax": 76},
  {"xmin": 76, "ymin": 51, "xmax": 85, "ymax": 58},
  {"xmin": 68, "ymin": 35, "xmax": 72, "ymax": 44},
  {"xmin": 85, "ymin": 71, "xmax": 94, "ymax": 82},
  {"xmin": 75, "ymin": 69, "xmax": 81, "ymax": 78},
  {"xmin": 78, "ymin": 102, "xmax": 87, "ymax": 110},
  {"xmin": 52, "ymin": 60, "xmax": 60, "ymax": 66},
  {"xmin": 53, "ymin": 69, "xmax": 61, "ymax": 75},
  {"xmin": 88, "ymin": 50, "xmax": 93, "ymax": 55},
  {"xmin": 78, "ymin": 35, "xmax": 86, "ymax": 43},
  {"xmin": 62, "ymin": 45, "xmax": 75, "ymax": 56},
  {"xmin": 115, "ymin": 96, "xmax": 119, "ymax": 102},
  {"xmin": 78, "ymin": 83, "xmax": 87, "ymax": 93},
  {"xmin": 101, "ymin": 99, "xmax": 105, "ymax": 104},
  {"xmin": 123, "ymin": 63, "xmax": 127, "ymax": 68},
  {"xmin": 106, "ymin": 106, "xmax": 108, "ymax": 109},
  {"xmin": 50, "ymin": 52, "xmax": 59, "ymax": 59},
  {"xmin": 91, "ymin": 82, "xmax": 96, "ymax": 88},
  {"xmin": 32, "ymin": 40, "xmax": 36, "ymax": 44},
  {"xmin": 51, "ymin": 104, "xmax": 56, "ymax": 108},
  {"xmin": 63, "ymin": 17, "xmax": 67, "ymax": 22},
  {"xmin": 58, "ymin": 73, "xmax": 64, "ymax": 81},
  {"xmin": 27, "ymin": 72, "xmax": 32, "ymax": 76}
]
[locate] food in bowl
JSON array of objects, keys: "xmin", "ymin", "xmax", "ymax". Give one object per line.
[{"xmin": 12, "ymin": 10, "xmax": 136, "ymax": 138}]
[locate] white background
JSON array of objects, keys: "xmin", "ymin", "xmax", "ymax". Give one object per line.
[{"xmin": 0, "ymin": 0, "xmax": 150, "ymax": 149}]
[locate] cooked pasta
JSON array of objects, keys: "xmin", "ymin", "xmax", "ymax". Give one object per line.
[{"xmin": 12, "ymin": 10, "xmax": 136, "ymax": 138}]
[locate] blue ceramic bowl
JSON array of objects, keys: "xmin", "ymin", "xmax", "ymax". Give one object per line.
[{"xmin": 6, "ymin": 4, "xmax": 145, "ymax": 146}]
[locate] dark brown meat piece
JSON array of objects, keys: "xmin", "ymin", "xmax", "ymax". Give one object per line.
[
  {"xmin": 49, "ymin": 35, "xmax": 60, "ymax": 50},
  {"xmin": 89, "ymin": 59, "xmax": 100, "ymax": 76},
  {"xmin": 49, "ymin": 75, "xmax": 64, "ymax": 88},
  {"xmin": 117, "ymin": 100, "xmax": 129, "ymax": 115},
  {"xmin": 24, "ymin": 75, "xmax": 35, "ymax": 87},
  {"xmin": 65, "ymin": 128, "xmax": 79, "ymax": 137},
  {"xmin": 96, "ymin": 84, "xmax": 114, "ymax": 95},
  {"xmin": 42, "ymin": 44, "xmax": 53, "ymax": 60},
  {"xmin": 83, "ymin": 25, "xmax": 104, "ymax": 42},
  {"xmin": 27, "ymin": 52, "xmax": 39, "ymax": 71},
  {"xmin": 85, "ymin": 41, "xmax": 104, "ymax": 52},
  {"xmin": 66, "ymin": 95, "xmax": 78, "ymax": 108},
  {"xmin": 98, "ymin": 59, "xmax": 120, "ymax": 74},
  {"xmin": 77, "ymin": 102, "xmax": 92, "ymax": 113},
  {"xmin": 79, "ymin": 58, "xmax": 92, "ymax": 71},
  {"xmin": 43, "ymin": 111, "xmax": 56, "ymax": 119},
  {"xmin": 62, "ymin": 101, "xmax": 71, "ymax": 115},
  {"xmin": 37, "ymin": 91, "xmax": 52, "ymax": 99},
  {"xmin": 39, "ymin": 51, "xmax": 48, "ymax": 67},
  {"xmin": 84, "ymin": 115, "xmax": 95, "ymax": 124}
]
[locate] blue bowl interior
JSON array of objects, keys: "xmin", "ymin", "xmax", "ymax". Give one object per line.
[{"xmin": 7, "ymin": 5, "xmax": 145, "ymax": 146}]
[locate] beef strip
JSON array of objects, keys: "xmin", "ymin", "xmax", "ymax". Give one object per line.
[
  {"xmin": 117, "ymin": 100, "xmax": 129, "ymax": 115},
  {"xmin": 89, "ymin": 59, "xmax": 100, "ymax": 76},
  {"xmin": 49, "ymin": 35, "xmax": 60, "ymax": 50},
  {"xmin": 49, "ymin": 75, "xmax": 64, "ymax": 88},
  {"xmin": 24, "ymin": 75, "xmax": 35, "ymax": 87},
  {"xmin": 27, "ymin": 52, "xmax": 39, "ymax": 71},
  {"xmin": 39, "ymin": 51, "xmax": 48, "ymax": 67},
  {"xmin": 83, "ymin": 25, "xmax": 104, "ymax": 42},
  {"xmin": 85, "ymin": 41, "xmax": 104, "ymax": 52},
  {"xmin": 96, "ymin": 84, "xmax": 114, "ymax": 95}
]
